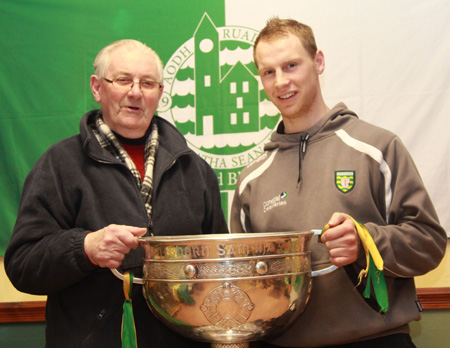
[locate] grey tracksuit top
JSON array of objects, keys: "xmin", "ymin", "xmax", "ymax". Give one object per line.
[{"xmin": 231, "ymin": 103, "xmax": 446, "ymax": 347}]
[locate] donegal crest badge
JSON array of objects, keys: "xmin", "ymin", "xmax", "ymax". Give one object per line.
[{"xmin": 335, "ymin": 171, "xmax": 355, "ymax": 193}]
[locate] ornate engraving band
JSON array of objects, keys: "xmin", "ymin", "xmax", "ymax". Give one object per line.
[{"xmin": 143, "ymin": 255, "xmax": 309, "ymax": 281}]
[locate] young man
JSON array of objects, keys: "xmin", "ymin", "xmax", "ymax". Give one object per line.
[
  {"xmin": 5, "ymin": 39, "xmax": 228, "ymax": 347},
  {"xmin": 231, "ymin": 18, "xmax": 446, "ymax": 348}
]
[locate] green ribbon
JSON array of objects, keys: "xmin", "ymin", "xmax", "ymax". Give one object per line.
[
  {"xmin": 122, "ymin": 272, "xmax": 137, "ymax": 348},
  {"xmin": 364, "ymin": 254, "xmax": 389, "ymax": 313}
]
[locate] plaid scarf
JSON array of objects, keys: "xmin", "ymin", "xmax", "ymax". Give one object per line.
[{"xmin": 92, "ymin": 113, "xmax": 159, "ymax": 230}]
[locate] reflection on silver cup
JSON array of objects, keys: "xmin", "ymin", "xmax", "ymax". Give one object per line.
[{"xmin": 112, "ymin": 231, "xmax": 336, "ymax": 348}]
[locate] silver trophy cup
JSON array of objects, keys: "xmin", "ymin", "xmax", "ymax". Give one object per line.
[{"xmin": 112, "ymin": 231, "xmax": 336, "ymax": 348}]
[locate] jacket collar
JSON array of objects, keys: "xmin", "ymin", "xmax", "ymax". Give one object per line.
[{"xmin": 266, "ymin": 102, "xmax": 358, "ymax": 151}]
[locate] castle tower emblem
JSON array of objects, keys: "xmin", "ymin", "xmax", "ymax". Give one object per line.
[
  {"xmin": 194, "ymin": 14, "xmax": 259, "ymax": 136},
  {"xmin": 158, "ymin": 13, "xmax": 281, "ymax": 215}
]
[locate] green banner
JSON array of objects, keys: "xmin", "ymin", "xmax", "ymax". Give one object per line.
[{"xmin": 0, "ymin": 0, "xmax": 226, "ymax": 254}]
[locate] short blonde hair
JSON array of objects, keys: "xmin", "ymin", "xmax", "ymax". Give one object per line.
[
  {"xmin": 254, "ymin": 18, "xmax": 318, "ymax": 68},
  {"xmin": 93, "ymin": 39, "xmax": 164, "ymax": 83}
]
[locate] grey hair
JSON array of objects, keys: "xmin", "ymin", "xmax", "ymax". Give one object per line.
[{"xmin": 93, "ymin": 39, "xmax": 164, "ymax": 84}]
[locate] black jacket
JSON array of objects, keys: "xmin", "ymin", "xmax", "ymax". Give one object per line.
[{"xmin": 5, "ymin": 110, "xmax": 228, "ymax": 347}]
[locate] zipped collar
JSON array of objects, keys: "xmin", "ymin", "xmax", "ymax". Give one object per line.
[
  {"xmin": 266, "ymin": 103, "xmax": 358, "ymax": 150},
  {"xmin": 265, "ymin": 103, "xmax": 358, "ymax": 184}
]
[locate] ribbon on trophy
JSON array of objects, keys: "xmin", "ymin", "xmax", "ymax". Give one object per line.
[
  {"xmin": 122, "ymin": 271, "xmax": 137, "ymax": 348},
  {"xmin": 322, "ymin": 216, "xmax": 389, "ymax": 313}
]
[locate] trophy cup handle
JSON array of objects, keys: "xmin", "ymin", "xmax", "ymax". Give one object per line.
[
  {"xmin": 310, "ymin": 229, "xmax": 339, "ymax": 277},
  {"xmin": 110, "ymin": 268, "xmax": 144, "ymax": 284}
]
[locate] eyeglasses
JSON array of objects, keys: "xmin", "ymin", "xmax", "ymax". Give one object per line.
[{"xmin": 103, "ymin": 77, "xmax": 161, "ymax": 91}]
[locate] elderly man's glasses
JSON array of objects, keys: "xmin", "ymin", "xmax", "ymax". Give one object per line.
[{"xmin": 103, "ymin": 77, "xmax": 161, "ymax": 91}]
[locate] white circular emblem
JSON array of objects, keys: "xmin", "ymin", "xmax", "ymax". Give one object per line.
[{"xmin": 199, "ymin": 38, "xmax": 214, "ymax": 53}]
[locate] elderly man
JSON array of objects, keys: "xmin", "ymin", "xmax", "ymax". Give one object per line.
[
  {"xmin": 231, "ymin": 18, "xmax": 446, "ymax": 348},
  {"xmin": 5, "ymin": 39, "xmax": 227, "ymax": 347}
]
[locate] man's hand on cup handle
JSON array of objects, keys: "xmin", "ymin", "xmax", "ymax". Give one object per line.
[{"xmin": 84, "ymin": 225, "xmax": 147, "ymax": 268}]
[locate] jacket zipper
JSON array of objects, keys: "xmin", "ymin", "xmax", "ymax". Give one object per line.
[
  {"xmin": 79, "ymin": 309, "xmax": 107, "ymax": 348},
  {"xmin": 298, "ymin": 133, "xmax": 310, "ymax": 184}
]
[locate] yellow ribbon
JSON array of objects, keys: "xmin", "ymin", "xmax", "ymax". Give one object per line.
[
  {"xmin": 124, "ymin": 271, "xmax": 132, "ymax": 301},
  {"xmin": 351, "ymin": 216, "xmax": 383, "ymax": 279}
]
